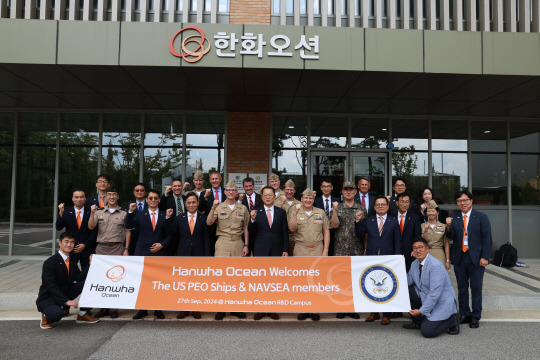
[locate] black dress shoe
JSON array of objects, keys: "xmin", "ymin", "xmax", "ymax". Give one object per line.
[
  {"xmin": 176, "ymin": 311, "xmax": 189, "ymax": 319},
  {"xmin": 231, "ymin": 312, "xmax": 246, "ymax": 319},
  {"xmin": 63, "ymin": 307, "xmax": 70, "ymax": 317},
  {"xmin": 402, "ymin": 322, "xmax": 420, "ymax": 330},
  {"xmin": 448, "ymin": 313, "xmax": 460, "ymax": 335},
  {"xmin": 94, "ymin": 309, "xmax": 110, "ymax": 318},
  {"xmin": 254, "ymin": 313, "xmax": 265, "ymax": 320},
  {"xmin": 469, "ymin": 317, "xmax": 480, "ymax": 328},
  {"xmin": 192, "ymin": 312, "xmax": 201, "ymax": 319},
  {"xmin": 154, "ymin": 310, "xmax": 165, "ymax": 319},
  {"xmin": 269, "ymin": 313, "xmax": 279, "ymax": 320},
  {"xmin": 132, "ymin": 310, "xmax": 148, "ymax": 320},
  {"xmin": 297, "ymin": 313, "xmax": 309, "ymax": 321},
  {"xmin": 311, "ymin": 313, "xmax": 320, "ymax": 321},
  {"xmin": 215, "ymin": 312, "xmax": 226, "ymax": 320},
  {"xmin": 459, "ymin": 315, "xmax": 471, "ymax": 324},
  {"xmin": 336, "ymin": 313, "xmax": 346, "ymax": 319},
  {"xmin": 347, "ymin": 313, "xmax": 360, "ymax": 319}
]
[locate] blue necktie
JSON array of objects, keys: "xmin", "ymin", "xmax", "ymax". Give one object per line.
[{"xmin": 138, "ymin": 203, "xmax": 143, "ymax": 212}]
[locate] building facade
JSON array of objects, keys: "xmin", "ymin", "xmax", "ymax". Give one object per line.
[{"xmin": 1, "ymin": 0, "xmax": 540, "ymax": 257}]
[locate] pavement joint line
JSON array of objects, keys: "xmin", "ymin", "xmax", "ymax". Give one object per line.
[
  {"xmin": 510, "ymin": 268, "xmax": 540, "ymax": 282},
  {"xmin": 484, "ymin": 268, "xmax": 540, "ymax": 293},
  {"xmin": 0, "ymin": 260, "xmax": 20, "ymax": 268}
]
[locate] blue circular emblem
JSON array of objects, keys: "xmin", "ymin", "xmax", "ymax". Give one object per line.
[
  {"xmin": 359, "ymin": 264, "xmax": 399, "ymax": 304},
  {"xmin": 386, "ymin": 143, "xmax": 395, "ymax": 150}
]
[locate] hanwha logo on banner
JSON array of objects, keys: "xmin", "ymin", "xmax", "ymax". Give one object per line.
[
  {"xmin": 169, "ymin": 26, "xmax": 211, "ymax": 63},
  {"xmin": 359, "ymin": 264, "xmax": 399, "ymax": 304},
  {"xmin": 106, "ymin": 265, "xmax": 126, "ymax": 282}
]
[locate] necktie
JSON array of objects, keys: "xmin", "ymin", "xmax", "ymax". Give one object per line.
[
  {"xmin": 76, "ymin": 211, "xmax": 81, "ymax": 230},
  {"xmin": 462, "ymin": 215, "xmax": 468, "ymax": 252},
  {"xmin": 325, "ymin": 199, "xmax": 330, "ymax": 218},
  {"xmin": 151, "ymin": 212, "xmax": 156, "ymax": 231},
  {"xmin": 66, "ymin": 257, "xmax": 70, "ymax": 275},
  {"xmin": 249, "ymin": 195, "xmax": 254, "ymax": 211},
  {"xmin": 361, "ymin": 195, "xmax": 366, "ymax": 208},
  {"xmin": 189, "ymin": 214, "xmax": 195, "ymax": 235},
  {"xmin": 400, "ymin": 214, "xmax": 404, "ymax": 235},
  {"xmin": 138, "ymin": 203, "xmax": 143, "ymax": 212},
  {"xmin": 100, "ymin": 195, "xmax": 105, "ymax": 208},
  {"xmin": 215, "ymin": 189, "xmax": 219, "ymax": 202},
  {"xmin": 378, "ymin": 216, "xmax": 384, "ymax": 236},
  {"xmin": 419, "ymin": 263, "xmax": 423, "ymax": 279},
  {"xmin": 267, "ymin": 209, "xmax": 272, "ymax": 228},
  {"xmin": 176, "ymin": 197, "xmax": 182, "ymax": 216}
]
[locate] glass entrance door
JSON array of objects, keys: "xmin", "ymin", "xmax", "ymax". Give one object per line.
[
  {"xmin": 310, "ymin": 152, "xmax": 346, "ymax": 199},
  {"xmin": 350, "ymin": 153, "xmax": 387, "ymax": 196}
]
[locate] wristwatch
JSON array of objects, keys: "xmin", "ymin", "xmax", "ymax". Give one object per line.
[{"xmin": 446, "ymin": 260, "xmax": 450, "ymax": 263}]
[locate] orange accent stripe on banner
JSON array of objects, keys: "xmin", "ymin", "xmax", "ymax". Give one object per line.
[{"xmin": 135, "ymin": 257, "xmax": 355, "ymax": 313}]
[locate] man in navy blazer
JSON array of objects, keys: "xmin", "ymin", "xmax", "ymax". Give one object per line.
[
  {"xmin": 355, "ymin": 195, "xmax": 401, "ymax": 325},
  {"xmin": 314, "ymin": 178, "xmax": 341, "ymax": 256},
  {"xmin": 249, "ymin": 186, "xmax": 288, "ymax": 321},
  {"xmin": 56, "ymin": 189, "xmax": 97, "ymax": 269},
  {"xmin": 402, "ymin": 237, "xmax": 459, "ymax": 338},
  {"xmin": 239, "ymin": 177, "xmax": 263, "ymax": 256},
  {"xmin": 124, "ymin": 183, "xmax": 148, "ymax": 255},
  {"xmin": 198, "ymin": 171, "xmax": 224, "ymax": 256},
  {"xmin": 85, "ymin": 174, "xmax": 111, "ymax": 209},
  {"xmin": 395, "ymin": 192, "xmax": 421, "ymax": 272},
  {"xmin": 353, "ymin": 177, "xmax": 376, "ymax": 217},
  {"xmin": 446, "ymin": 190, "xmax": 492, "ymax": 329}
]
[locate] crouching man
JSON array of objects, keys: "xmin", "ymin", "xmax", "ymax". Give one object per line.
[{"xmin": 37, "ymin": 231, "xmax": 99, "ymax": 329}]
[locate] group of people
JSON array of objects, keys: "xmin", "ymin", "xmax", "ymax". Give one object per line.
[{"xmin": 37, "ymin": 171, "xmax": 492, "ymax": 338}]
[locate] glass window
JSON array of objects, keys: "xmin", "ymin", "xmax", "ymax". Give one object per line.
[
  {"xmin": 432, "ymin": 152, "xmax": 468, "ymax": 204},
  {"xmin": 310, "ymin": 116, "xmax": 348, "ymax": 148},
  {"xmin": 392, "ymin": 151, "xmax": 428, "ymax": 200},
  {"xmin": 186, "ymin": 115, "xmax": 225, "ymax": 180},
  {"xmin": 14, "ymin": 113, "xmax": 57, "ymax": 255},
  {"xmin": 432, "ymin": 119, "xmax": 467, "ymax": 151},
  {"xmin": 510, "ymin": 121, "xmax": 540, "ymax": 153},
  {"xmin": 392, "ymin": 118, "xmax": 428, "ymax": 151},
  {"xmin": 510, "ymin": 122, "xmax": 540, "ymax": 206},
  {"xmin": 272, "ymin": 149, "xmax": 307, "ymax": 196},
  {"xmin": 0, "ymin": 113, "xmax": 14, "ymax": 255},
  {"xmin": 471, "ymin": 120, "xmax": 506, "ymax": 152},
  {"xmin": 351, "ymin": 117, "xmax": 389, "ymax": 149}
]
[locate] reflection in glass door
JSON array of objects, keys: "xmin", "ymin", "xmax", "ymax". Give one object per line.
[
  {"xmin": 351, "ymin": 154, "xmax": 387, "ymax": 196},
  {"xmin": 311, "ymin": 153, "xmax": 346, "ymax": 199}
]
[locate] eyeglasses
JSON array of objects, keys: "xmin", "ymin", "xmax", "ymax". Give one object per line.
[
  {"xmin": 394, "ymin": 183, "xmax": 406, "ymax": 187},
  {"xmin": 457, "ymin": 199, "xmax": 471, "ymax": 204},
  {"xmin": 147, "ymin": 197, "xmax": 160, "ymax": 200},
  {"xmin": 225, "ymin": 189, "xmax": 237, "ymax": 192},
  {"xmin": 412, "ymin": 246, "xmax": 426, "ymax": 251},
  {"xmin": 374, "ymin": 203, "xmax": 387, "ymax": 207},
  {"xmin": 134, "ymin": 189, "xmax": 145, "ymax": 192},
  {"xmin": 97, "ymin": 180, "xmax": 109, "ymax": 184},
  {"xmin": 262, "ymin": 194, "xmax": 275, "ymax": 198}
]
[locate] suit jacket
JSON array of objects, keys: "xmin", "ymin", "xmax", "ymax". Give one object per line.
[
  {"xmin": 166, "ymin": 212, "xmax": 210, "ymax": 256},
  {"xmin": 159, "ymin": 193, "xmax": 186, "ymax": 218},
  {"xmin": 199, "ymin": 187, "xmax": 225, "ymax": 214},
  {"xmin": 125, "ymin": 210, "xmax": 170, "ymax": 256},
  {"xmin": 408, "ymin": 254, "xmax": 457, "ymax": 321},
  {"xmin": 397, "ymin": 211, "xmax": 421, "ymax": 270},
  {"xmin": 86, "ymin": 194, "xmax": 107, "ymax": 209},
  {"xmin": 446, "ymin": 209, "xmax": 492, "ymax": 265},
  {"xmin": 314, "ymin": 196, "xmax": 341, "ymax": 217},
  {"xmin": 248, "ymin": 206, "xmax": 289, "ymax": 256},
  {"xmin": 124, "ymin": 202, "xmax": 149, "ymax": 254},
  {"xmin": 36, "ymin": 252, "xmax": 88, "ymax": 312},
  {"xmin": 241, "ymin": 193, "xmax": 263, "ymax": 212},
  {"xmin": 354, "ymin": 192, "xmax": 376, "ymax": 217},
  {"xmin": 55, "ymin": 205, "xmax": 97, "ymax": 257},
  {"xmin": 355, "ymin": 214, "xmax": 401, "ymax": 255},
  {"xmin": 388, "ymin": 196, "xmax": 416, "ymax": 218}
]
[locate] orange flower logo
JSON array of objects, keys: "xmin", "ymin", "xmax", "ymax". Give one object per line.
[
  {"xmin": 106, "ymin": 265, "xmax": 126, "ymax": 282},
  {"xmin": 169, "ymin": 26, "xmax": 211, "ymax": 63}
]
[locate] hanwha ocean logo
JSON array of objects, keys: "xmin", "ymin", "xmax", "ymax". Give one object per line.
[
  {"xmin": 359, "ymin": 265, "xmax": 398, "ymax": 304},
  {"xmin": 169, "ymin": 26, "xmax": 211, "ymax": 63},
  {"xmin": 106, "ymin": 265, "xmax": 126, "ymax": 282}
]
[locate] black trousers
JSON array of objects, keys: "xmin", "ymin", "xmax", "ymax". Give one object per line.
[
  {"xmin": 42, "ymin": 280, "xmax": 85, "ymax": 324},
  {"xmin": 409, "ymin": 285, "xmax": 456, "ymax": 338}
]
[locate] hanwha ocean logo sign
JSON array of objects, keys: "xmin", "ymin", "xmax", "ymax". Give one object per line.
[
  {"xmin": 359, "ymin": 264, "xmax": 399, "ymax": 303},
  {"xmin": 106, "ymin": 265, "xmax": 126, "ymax": 282},
  {"xmin": 169, "ymin": 26, "xmax": 211, "ymax": 63}
]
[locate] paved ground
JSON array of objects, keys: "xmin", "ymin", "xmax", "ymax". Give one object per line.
[{"xmin": 1, "ymin": 320, "xmax": 539, "ymax": 360}]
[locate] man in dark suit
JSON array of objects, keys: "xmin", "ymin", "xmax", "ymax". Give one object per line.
[
  {"xmin": 446, "ymin": 190, "xmax": 492, "ymax": 329},
  {"xmin": 56, "ymin": 189, "xmax": 97, "ymax": 269},
  {"xmin": 314, "ymin": 178, "xmax": 341, "ymax": 256},
  {"xmin": 238, "ymin": 177, "xmax": 262, "ymax": 255},
  {"xmin": 396, "ymin": 192, "xmax": 421, "ymax": 272},
  {"xmin": 159, "ymin": 178, "xmax": 189, "ymax": 255},
  {"xmin": 85, "ymin": 174, "xmax": 111, "ymax": 209},
  {"xmin": 124, "ymin": 183, "xmax": 148, "ymax": 255},
  {"xmin": 354, "ymin": 177, "xmax": 376, "ymax": 217},
  {"xmin": 167, "ymin": 191, "xmax": 210, "ymax": 320},
  {"xmin": 198, "ymin": 170, "xmax": 224, "ymax": 256},
  {"xmin": 126, "ymin": 189, "xmax": 169, "ymax": 320},
  {"xmin": 355, "ymin": 195, "xmax": 401, "ymax": 325},
  {"xmin": 36, "ymin": 231, "xmax": 99, "ymax": 329},
  {"xmin": 249, "ymin": 186, "xmax": 288, "ymax": 320},
  {"xmin": 388, "ymin": 177, "xmax": 416, "ymax": 218}
]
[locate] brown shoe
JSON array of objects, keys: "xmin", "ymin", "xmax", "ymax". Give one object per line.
[
  {"xmin": 94, "ymin": 309, "xmax": 110, "ymax": 318},
  {"xmin": 176, "ymin": 311, "xmax": 189, "ymax": 319},
  {"xmin": 365, "ymin": 313, "xmax": 380, "ymax": 322},
  {"xmin": 109, "ymin": 310, "xmax": 119, "ymax": 319},
  {"xmin": 76, "ymin": 313, "xmax": 99, "ymax": 324},
  {"xmin": 40, "ymin": 314, "xmax": 52, "ymax": 329},
  {"xmin": 253, "ymin": 313, "xmax": 265, "ymax": 320},
  {"xmin": 192, "ymin": 311, "xmax": 201, "ymax": 319},
  {"xmin": 381, "ymin": 316, "xmax": 391, "ymax": 325},
  {"xmin": 269, "ymin": 313, "xmax": 280, "ymax": 320}
]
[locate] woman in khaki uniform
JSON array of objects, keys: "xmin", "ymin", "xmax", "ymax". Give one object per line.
[
  {"xmin": 421, "ymin": 200, "xmax": 451, "ymax": 270},
  {"xmin": 288, "ymin": 188, "xmax": 330, "ymax": 322}
]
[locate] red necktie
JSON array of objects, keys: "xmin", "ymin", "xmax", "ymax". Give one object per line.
[
  {"xmin": 76, "ymin": 211, "xmax": 81, "ymax": 230},
  {"xmin": 152, "ymin": 212, "xmax": 156, "ymax": 231},
  {"xmin": 400, "ymin": 214, "xmax": 404, "ymax": 235},
  {"xmin": 378, "ymin": 216, "xmax": 384, "ymax": 236},
  {"xmin": 462, "ymin": 215, "xmax": 467, "ymax": 252},
  {"xmin": 189, "ymin": 214, "xmax": 195, "ymax": 235},
  {"xmin": 361, "ymin": 195, "xmax": 366, "ymax": 208},
  {"xmin": 215, "ymin": 189, "xmax": 219, "ymax": 202},
  {"xmin": 267, "ymin": 209, "xmax": 272, "ymax": 228},
  {"xmin": 249, "ymin": 196, "xmax": 254, "ymax": 211}
]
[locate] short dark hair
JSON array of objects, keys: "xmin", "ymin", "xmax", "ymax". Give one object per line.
[
  {"xmin": 172, "ymin": 178, "xmax": 183, "ymax": 184},
  {"xmin": 243, "ymin": 177, "xmax": 255, "ymax": 186},
  {"xmin": 357, "ymin": 176, "xmax": 371, "ymax": 184},
  {"xmin": 412, "ymin": 237, "xmax": 429, "ymax": 248},
  {"xmin": 96, "ymin": 174, "xmax": 111, "ymax": 182},
  {"xmin": 147, "ymin": 189, "xmax": 160, "ymax": 198},
  {"xmin": 393, "ymin": 177, "xmax": 407, "ymax": 187},
  {"xmin": 374, "ymin": 195, "xmax": 389, "ymax": 205},
  {"xmin": 133, "ymin": 182, "xmax": 146, "ymax": 190},
  {"xmin": 261, "ymin": 186, "xmax": 275, "ymax": 195},
  {"xmin": 107, "ymin": 188, "xmax": 119, "ymax": 194},
  {"xmin": 59, "ymin": 231, "xmax": 76, "ymax": 242},
  {"xmin": 72, "ymin": 188, "xmax": 86, "ymax": 196},
  {"xmin": 320, "ymin": 178, "xmax": 333, "ymax": 186},
  {"xmin": 455, "ymin": 190, "xmax": 473, "ymax": 200},
  {"xmin": 184, "ymin": 191, "xmax": 199, "ymax": 201},
  {"xmin": 396, "ymin": 192, "xmax": 411, "ymax": 201}
]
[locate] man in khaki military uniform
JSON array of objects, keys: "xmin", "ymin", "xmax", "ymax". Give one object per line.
[
  {"xmin": 268, "ymin": 173, "xmax": 285, "ymax": 198},
  {"xmin": 288, "ymin": 188, "xmax": 330, "ymax": 322},
  {"xmin": 207, "ymin": 180, "xmax": 249, "ymax": 320},
  {"xmin": 274, "ymin": 179, "xmax": 301, "ymax": 255}
]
